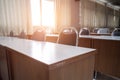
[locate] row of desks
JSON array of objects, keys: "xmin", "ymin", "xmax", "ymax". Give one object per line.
[
  {"xmin": 46, "ymin": 34, "xmax": 120, "ymax": 43},
  {"xmin": 46, "ymin": 34, "xmax": 120, "ymax": 78}
]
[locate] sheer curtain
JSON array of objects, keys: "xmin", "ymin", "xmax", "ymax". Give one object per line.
[
  {"xmin": 30, "ymin": 0, "xmax": 78, "ymax": 33},
  {"xmin": 114, "ymin": 10, "xmax": 119, "ymax": 27},
  {"xmin": 79, "ymin": 0, "xmax": 96, "ymax": 29},
  {"xmin": 0, "ymin": 0, "xmax": 32, "ymax": 36},
  {"xmin": 54, "ymin": 0, "xmax": 72, "ymax": 33},
  {"xmin": 107, "ymin": 7, "xmax": 119, "ymax": 28},
  {"xmin": 95, "ymin": 3, "xmax": 106, "ymax": 27},
  {"xmin": 79, "ymin": 0, "xmax": 120, "ymax": 30}
]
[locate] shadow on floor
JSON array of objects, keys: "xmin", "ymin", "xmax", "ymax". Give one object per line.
[{"xmin": 94, "ymin": 72, "xmax": 120, "ymax": 80}]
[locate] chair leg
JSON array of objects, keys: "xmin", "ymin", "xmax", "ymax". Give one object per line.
[{"xmin": 94, "ymin": 71, "xmax": 98, "ymax": 79}]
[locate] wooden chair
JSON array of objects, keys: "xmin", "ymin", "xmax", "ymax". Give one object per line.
[
  {"xmin": 19, "ymin": 31, "xmax": 27, "ymax": 39},
  {"xmin": 31, "ymin": 29, "xmax": 46, "ymax": 41},
  {"xmin": 57, "ymin": 27, "xmax": 78, "ymax": 46},
  {"xmin": 93, "ymin": 28, "xmax": 99, "ymax": 33},
  {"xmin": 97, "ymin": 28, "xmax": 110, "ymax": 34},
  {"xmin": 111, "ymin": 28, "xmax": 120, "ymax": 36},
  {"xmin": 9, "ymin": 31, "xmax": 14, "ymax": 37},
  {"xmin": 79, "ymin": 28, "xmax": 90, "ymax": 35}
]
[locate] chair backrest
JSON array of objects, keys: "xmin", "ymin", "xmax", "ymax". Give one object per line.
[
  {"xmin": 111, "ymin": 28, "xmax": 120, "ymax": 36},
  {"xmin": 79, "ymin": 28, "xmax": 90, "ymax": 35},
  {"xmin": 31, "ymin": 29, "xmax": 46, "ymax": 41},
  {"xmin": 19, "ymin": 31, "xmax": 27, "ymax": 39},
  {"xmin": 9, "ymin": 31, "xmax": 14, "ymax": 37},
  {"xmin": 97, "ymin": 28, "xmax": 110, "ymax": 34},
  {"xmin": 57, "ymin": 27, "xmax": 78, "ymax": 46},
  {"xmin": 93, "ymin": 28, "xmax": 99, "ymax": 33}
]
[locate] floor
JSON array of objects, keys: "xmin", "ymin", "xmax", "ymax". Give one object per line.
[{"xmin": 94, "ymin": 72, "xmax": 120, "ymax": 80}]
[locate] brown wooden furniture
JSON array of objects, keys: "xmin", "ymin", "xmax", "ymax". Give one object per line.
[
  {"xmin": 0, "ymin": 37, "xmax": 96, "ymax": 80},
  {"xmin": 0, "ymin": 45, "xmax": 9, "ymax": 80},
  {"xmin": 45, "ymin": 33, "xmax": 111, "ymax": 44},
  {"xmin": 19, "ymin": 31, "xmax": 28, "ymax": 39},
  {"xmin": 57, "ymin": 27, "xmax": 78, "ymax": 46},
  {"xmin": 6, "ymin": 48, "xmax": 95, "ymax": 80},
  {"xmin": 31, "ymin": 29, "xmax": 46, "ymax": 41},
  {"xmin": 45, "ymin": 34, "xmax": 58, "ymax": 43},
  {"xmin": 79, "ymin": 36, "xmax": 120, "ymax": 78},
  {"xmin": 78, "ymin": 37, "xmax": 92, "ymax": 48},
  {"xmin": 93, "ymin": 39, "xmax": 120, "ymax": 78}
]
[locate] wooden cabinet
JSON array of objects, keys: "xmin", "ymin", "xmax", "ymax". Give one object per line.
[{"xmin": 0, "ymin": 46, "xmax": 10, "ymax": 80}]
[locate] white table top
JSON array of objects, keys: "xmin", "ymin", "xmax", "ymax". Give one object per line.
[
  {"xmin": 0, "ymin": 37, "xmax": 95, "ymax": 65},
  {"xmin": 80, "ymin": 35, "xmax": 120, "ymax": 41},
  {"xmin": 46, "ymin": 34, "xmax": 59, "ymax": 37}
]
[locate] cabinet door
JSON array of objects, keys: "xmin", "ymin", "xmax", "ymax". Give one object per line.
[{"xmin": 0, "ymin": 46, "xmax": 10, "ymax": 80}]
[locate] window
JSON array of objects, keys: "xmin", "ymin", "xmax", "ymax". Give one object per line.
[
  {"xmin": 31, "ymin": 0, "xmax": 41, "ymax": 26},
  {"xmin": 30, "ymin": 0, "xmax": 55, "ymax": 28},
  {"xmin": 41, "ymin": 0, "xmax": 55, "ymax": 28}
]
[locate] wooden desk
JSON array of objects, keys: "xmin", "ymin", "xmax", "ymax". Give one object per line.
[
  {"xmin": 46, "ymin": 34, "xmax": 58, "ymax": 43},
  {"xmin": 0, "ymin": 37, "xmax": 96, "ymax": 80},
  {"xmin": 46, "ymin": 33, "xmax": 111, "ymax": 43},
  {"xmin": 79, "ymin": 35, "xmax": 120, "ymax": 78}
]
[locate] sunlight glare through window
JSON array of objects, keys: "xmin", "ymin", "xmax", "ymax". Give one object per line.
[
  {"xmin": 30, "ymin": 0, "xmax": 41, "ymax": 26},
  {"xmin": 42, "ymin": 0, "xmax": 55, "ymax": 28},
  {"xmin": 30, "ymin": 0, "xmax": 55, "ymax": 28}
]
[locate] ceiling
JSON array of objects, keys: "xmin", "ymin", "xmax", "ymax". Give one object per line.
[
  {"xmin": 106, "ymin": 0, "xmax": 120, "ymax": 6},
  {"xmin": 98, "ymin": 0, "xmax": 120, "ymax": 10}
]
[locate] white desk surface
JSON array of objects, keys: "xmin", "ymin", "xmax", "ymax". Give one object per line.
[
  {"xmin": 0, "ymin": 37, "xmax": 95, "ymax": 65},
  {"xmin": 80, "ymin": 35, "xmax": 120, "ymax": 41},
  {"xmin": 46, "ymin": 34, "xmax": 58, "ymax": 37}
]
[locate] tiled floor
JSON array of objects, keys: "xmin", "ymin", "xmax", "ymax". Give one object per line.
[{"xmin": 94, "ymin": 72, "xmax": 120, "ymax": 80}]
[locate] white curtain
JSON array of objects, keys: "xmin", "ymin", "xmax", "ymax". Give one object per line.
[
  {"xmin": 0, "ymin": 0, "xmax": 32, "ymax": 36},
  {"xmin": 80, "ymin": 0, "xmax": 96, "ymax": 29},
  {"xmin": 95, "ymin": 3, "xmax": 106, "ymax": 27},
  {"xmin": 54, "ymin": 0, "xmax": 72, "ymax": 33},
  {"xmin": 107, "ymin": 8, "xmax": 119, "ymax": 28},
  {"xmin": 79, "ymin": 0, "xmax": 120, "ymax": 29}
]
